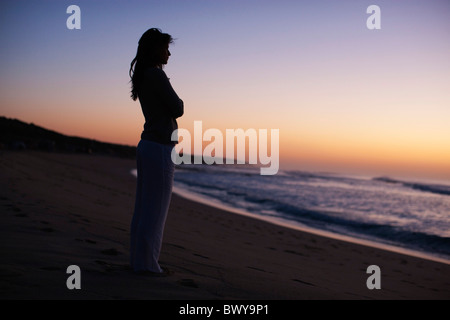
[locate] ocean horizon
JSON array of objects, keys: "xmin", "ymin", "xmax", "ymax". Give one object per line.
[{"xmin": 132, "ymin": 164, "xmax": 450, "ymax": 264}]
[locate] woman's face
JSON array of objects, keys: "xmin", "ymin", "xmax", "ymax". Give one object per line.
[{"xmin": 160, "ymin": 43, "xmax": 171, "ymax": 65}]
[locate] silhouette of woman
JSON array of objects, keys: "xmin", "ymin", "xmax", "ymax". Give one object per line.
[{"xmin": 129, "ymin": 28, "xmax": 183, "ymax": 275}]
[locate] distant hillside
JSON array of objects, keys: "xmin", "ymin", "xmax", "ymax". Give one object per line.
[{"xmin": 0, "ymin": 116, "xmax": 136, "ymax": 158}]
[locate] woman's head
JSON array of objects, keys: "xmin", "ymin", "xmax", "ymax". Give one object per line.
[
  {"xmin": 137, "ymin": 28, "xmax": 173, "ymax": 67},
  {"xmin": 130, "ymin": 28, "xmax": 174, "ymax": 101}
]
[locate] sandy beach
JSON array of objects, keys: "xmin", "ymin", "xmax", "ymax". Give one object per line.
[{"xmin": 1, "ymin": 151, "xmax": 449, "ymax": 300}]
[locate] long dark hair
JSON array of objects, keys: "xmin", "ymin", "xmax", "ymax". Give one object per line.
[{"xmin": 129, "ymin": 28, "xmax": 174, "ymax": 101}]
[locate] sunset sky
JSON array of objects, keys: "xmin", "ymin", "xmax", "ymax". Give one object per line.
[{"xmin": 1, "ymin": 0, "xmax": 449, "ymax": 181}]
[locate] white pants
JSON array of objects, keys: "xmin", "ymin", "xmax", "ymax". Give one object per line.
[{"xmin": 130, "ymin": 139, "xmax": 175, "ymax": 272}]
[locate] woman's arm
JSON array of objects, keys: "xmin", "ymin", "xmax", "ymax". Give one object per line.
[{"xmin": 146, "ymin": 68, "xmax": 184, "ymax": 118}]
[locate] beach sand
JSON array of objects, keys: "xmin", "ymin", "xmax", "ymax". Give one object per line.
[{"xmin": 1, "ymin": 151, "xmax": 449, "ymax": 300}]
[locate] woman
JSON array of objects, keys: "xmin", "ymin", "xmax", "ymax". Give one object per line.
[{"xmin": 129, "ymin": 28, "xmax": 183, "ymax": 275}]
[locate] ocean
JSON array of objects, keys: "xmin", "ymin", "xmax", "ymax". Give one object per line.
[{"xmin": 168, "ymin": 164, "xmax": 450, "ymax": 263}]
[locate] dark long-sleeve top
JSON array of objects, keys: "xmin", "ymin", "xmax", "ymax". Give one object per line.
[{"xmin": 138, "ymin": 67, "xmax": 184, "ymax": 145}]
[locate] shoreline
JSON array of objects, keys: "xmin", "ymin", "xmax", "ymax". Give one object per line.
[
  {"xmin": 1, "ymin": 151, "xmax": 449, "ymax": 299},
  {"xmin": 172, "ymin": 185, "xmax": 450, "ymax": 266}
]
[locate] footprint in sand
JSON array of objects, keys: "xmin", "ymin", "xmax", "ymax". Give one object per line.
[
  {"xmin": 0, "ymin": 267, "xmax": 24, "ymax": 277},
  {"xmin": 14, "ymin": 213, "xmax": 28, "ymax": 217},
  {"xmin": 177, "ymin": 279, "xmax": 199, "ymax": 288},
  {"xmin": 247, "ymin": 266, "xmax": 272, "ymax": 273},
  {"xmin": 284, "ymin": 249, "xmax": 306, "ymax": 257},
  {"xmin": 101, "ymin": 248, "xmax": 121, "ymax": 256},
  {"xmin": 167, "ymin": 243, "xmax": 186, "ymax": 250},
  {"xmin": 292, "ymin": 279, "xmax": 315, "ymax": 286},
  {"xmin": 95, "ymin": 260, "xmax": 131, "ymax": 272},
  {"xmin": 40, "ymin": 266, "xmax": 63, "ymax": 271}
]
